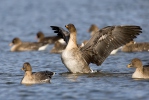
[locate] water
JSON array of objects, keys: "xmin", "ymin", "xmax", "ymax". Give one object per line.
[{"xmin": 0, "ymin": 0, "xmax": 149, "ymax": 100}]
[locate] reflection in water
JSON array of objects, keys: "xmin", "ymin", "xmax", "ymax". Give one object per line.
[
  {"xmin": 59, "ymin": 71, "xmax": 113, "ymax": 82},
  {"xmin": 60, "ymin": 72, "xmax": 79, "ymax": 82},
  {"xmin": 21, "ymin": 82, "xmax": 51, "ymax": 86}
]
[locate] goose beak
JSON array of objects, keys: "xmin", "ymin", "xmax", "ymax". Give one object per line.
[
  {"xmin": 65, "ymin": 25, "xmax": 68, "ymax": 28},
  {"xmin": 127, "ymin": 63, "xmax": 132, "ymax": 68}
]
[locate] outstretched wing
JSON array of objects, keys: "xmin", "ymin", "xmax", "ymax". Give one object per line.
[
  {"xmin": 50, "ymin": 26, "xmax": 70, "ymax": 44},
  {"xmin": 80, "ymin": 25, "xmax": 142, "ymax": 66}
]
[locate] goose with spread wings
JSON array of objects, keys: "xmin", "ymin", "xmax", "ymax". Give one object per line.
[{"xmin": 51, "ymin": 24, "xmax": 142, "ymax": 73}]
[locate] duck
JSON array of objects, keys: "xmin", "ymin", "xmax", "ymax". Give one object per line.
[
  {"xmin": 122, "ymin": 41, "xmax": 149, "ymax": 52},
  {"xmin": 50, "ymin": 24, "xmax": 142, "ymax": 73},
  {"xmin": 9, "ymin": 37, "xmax": 50, "ymax": 52},
  {"xmin": 36, "ymin": 31, "xmax": 61, "ymax": 44},
  {"xmin": 127, "ymin": 58, "xmax": 149, "ymax": 79},
  {"xmin": 21, "ymin": 62, "xmax": 54, "ymax": 84},
  {"xmin": 88, "ymin": 24, "xmax": 121, "ymax": 55}
]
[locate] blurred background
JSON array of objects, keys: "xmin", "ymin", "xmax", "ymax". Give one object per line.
[{"xmin": 0, "ymin": 0, "xmax": 149, "ymax": 100}]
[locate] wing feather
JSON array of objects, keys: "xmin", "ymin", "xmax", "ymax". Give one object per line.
[
  {"xmin": 80, "ymin": 25, "xmax": 142, "ymax": 66},
  {"xmin": 32, "ymin": 71, "xmax": 54, "ymax": 81},
  {"xmin": 50, "ymin": 26, "xmax": 70, "ymax": 44}
]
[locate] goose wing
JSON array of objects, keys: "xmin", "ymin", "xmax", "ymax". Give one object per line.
[
  {"xmin": 80, "ymin": 25, "xmax": 142, "ymax": 66},
  {"xmin": 32, "ymin": 71, "xmax": 54, "ymax": 81},
  {"xmin": 50, "ymin": 26, "xmax": 70, "ymax": 44}
]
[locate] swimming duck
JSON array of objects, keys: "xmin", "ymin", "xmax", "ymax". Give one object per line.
[
  {"xmin": 21, "ymin": 62, "xmax": 54, "ymax": 84},
  {"xmin": 122, "ymin": 41, "xmax": 149, "ymax": 52},
  {"xmin": 127, "ymin": 58, "xmax": 149, "ymax": 78},
  {"xmin": 51, "ymin": 24, "xmax": 142, "ymax": 73},
  {"xmin": 9, "ymin": 37, "xmax": 49, "ymax": 51},
  {"xmin": 36, "ymin": 31, "xmax": 61, "ymax": 44}
]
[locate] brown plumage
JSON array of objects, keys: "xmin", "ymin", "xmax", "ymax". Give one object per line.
[
  {"xmin": 36, "ymin": 31, "xmax": 61, "ymax": 44},
  {"xmin": 88, "ymin": 24, "xmax": 121, "ymax": 55},
  {"xmin": 127, "ymin": 58, "xmax": 149, "ymax": 78},
  {"xmin": 51, "ymin": 24, "xmax": 142, "ymax": 73},
  {"xmin": 9, "ymin": 37, "xmax": 49, "ymax": 51},
  {"xmin": 88, "ymin": 24, "xmax": 99, "ymax": 36},
  {"xmin": 50, "ymin": 40, "xmax": 66, "ymax": 54},
  {"xmin": 81, "ymin": 25, "xmax": 142, "ymax": 66},
  {"xmin": 122, "ymin": 41, "xmax": 149, "ymax": 52},
  {"xmin": 21, "ymin": 62, "xmax": 54, "ymax": 84}
]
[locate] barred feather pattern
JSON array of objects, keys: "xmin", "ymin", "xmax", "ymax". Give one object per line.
[{"xmin": 80, "ymin": 25, "xmax": 142, "ymax": 66}]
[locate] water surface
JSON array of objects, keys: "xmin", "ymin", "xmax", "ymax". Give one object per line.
[{"xmin": 0, "ymin": 0, "xmax": 149, "ymax": 100}]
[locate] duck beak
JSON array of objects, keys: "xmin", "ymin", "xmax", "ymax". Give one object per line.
[
  {"xmin": 9, "ymin": 43, "xmax": 13, "ymax": 46},
  {"xmin": 127, "ymin": 63, "xmax": 132, "ymax": 68}
]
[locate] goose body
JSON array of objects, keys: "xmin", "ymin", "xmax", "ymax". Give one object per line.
[
  {"xmin": 62, "ymin": 48, "xmax": 92, "ymax": 73},
  {"xmin": 10, "ymin": 37, "xmax": 49, "ymax": 51},
  {"xmin": 127, "ymin": 58, "xmax": 149, "ymax": 78},
  {"xmin": 51, "ymin": 24, "xmax": 142, "ymax": 73},
  {"xmin": 122, "ymin": 41, "xmax": 149, "ymax": 52},
  {"xmin": 21, "ymin": 62, "xmax": 54, "ymax": 84}
]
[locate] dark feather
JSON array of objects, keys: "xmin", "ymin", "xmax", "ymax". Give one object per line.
[
  {"xmin": 33, "ymin": 71, "xmax": 54, "ymax": 80},
  {"xmin": 50, "ymin": 26, "xmax": 70, "ymax": 44},
  {"xmin": 20, "ymin": 42, "xmax": 48, "ymax": 50},
  {"xmin": 80, "ymin": 25, "xmax": 142, "ymax": 66}
]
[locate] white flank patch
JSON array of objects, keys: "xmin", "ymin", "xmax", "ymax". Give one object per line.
[
  {"xmin": 58, "ymin": 39, "xmax": 66, "ymax": 45},
  {"xmin": 38, "ymin": 44, "xmax": 51, "ymax": 51}
]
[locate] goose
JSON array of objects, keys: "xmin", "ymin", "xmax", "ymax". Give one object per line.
[
  {"xmin": 127, "ymin": 58, "xmax": 149, "ymax": 78},
  {"xmin": 50, "ymin": 24, "xmax": 142, "ymax": 73},
  {"xmin": 9, "ymin": 37, "xmax": 50, "ymax": 51},
  {"xmin": 21, "ymin": 62, "xmax": 54, "ymax": 84},
  {"xmin": 122, "ymin": 41, "xmax": 149, "ymax": 52}
]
